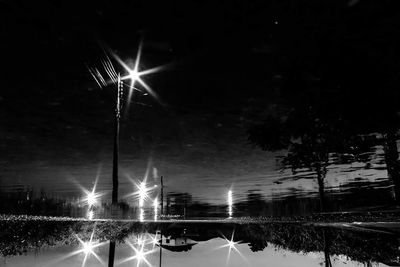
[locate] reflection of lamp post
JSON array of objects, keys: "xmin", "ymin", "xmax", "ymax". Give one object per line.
[
  {"xmin": 89, "ymin": 43, "xmax": 165, "ymax": 267},
  {"xmin": 106, "ymin": 43, "xmax": 164, "ymax": 205},
  {"xmin": 112, "ymin": 75, "xmax": 122, "ymax": 205}
]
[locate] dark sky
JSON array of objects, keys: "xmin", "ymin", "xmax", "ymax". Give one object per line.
[
  {"xmin": 2, "ymin": 0, "xmax": 400, "ymax": 106},
  {"xmin": 0, "ymin": 0, "xmax": 399, "ymax": 201}
]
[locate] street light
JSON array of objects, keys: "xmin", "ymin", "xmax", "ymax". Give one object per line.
[{"xmin": 89, "ymin": 42, "xmax": 165, "ymax": 205}]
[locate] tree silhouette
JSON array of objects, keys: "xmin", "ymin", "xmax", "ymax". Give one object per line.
[{"xmin": 246, "ymin": 0, "xmax": 400, "ymax": 206}]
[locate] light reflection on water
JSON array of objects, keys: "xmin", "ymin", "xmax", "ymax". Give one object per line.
[
  {"xmin": 0, "ymin": 145, "xmax": 396, "ymax": 219},
  {"xmin": 1, "ymin": 221, "xmax": 399, "ymax": 267}
]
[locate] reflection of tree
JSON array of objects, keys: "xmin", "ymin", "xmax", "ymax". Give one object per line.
[
  {"xmin": 259, "ymin": 223, "xmax": 400, "ymax": 264},
  {"xmin": 0, "ymin": 220, "xmax": 152, "ymax": 257},
  {"xmin": 243, "ymin": 1, "xmax": 400, "ymax": 208},
  {"xmin": 2, "ymin": 220, "xmax": 400, "ymax": 265},
  {"xmin": 241, "ymin": 223, "xmax": 269, "ymax": 252},
  {"xmin": 323, "ymin": 230, "xmax": 332, "ymax": 267}
]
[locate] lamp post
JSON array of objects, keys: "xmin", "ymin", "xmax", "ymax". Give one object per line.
[
  {"xmin": 103, "ymin": 44, "xmax": 161, "ymax": 267},
  {"xmin": 104, "ymin": 42, "xmax": 164, "ymax": 206},
  {"xmin": 112, "ymin": 75, "xmax": 122, "ymax": 205},
  {"xmin": 89, "ymin": 43, "xmax": 165, "ymax": 267}
]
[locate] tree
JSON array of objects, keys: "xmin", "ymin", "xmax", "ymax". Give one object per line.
[
  {"xmin": 247, "ymin": 86, "xmax": 362, "ymax": 211},
  {"xmin": 246, "ymin": 0, "xmax": 400, "ymax": 205}
]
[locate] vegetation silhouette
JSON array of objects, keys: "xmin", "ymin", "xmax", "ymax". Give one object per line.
[
  {"xmin": 1, "ymin": 220, "xmax": 400, "ymax": 265},
  {"xmin": 246, "ymin": 0, "xmax": 400, "ymax": 206}
]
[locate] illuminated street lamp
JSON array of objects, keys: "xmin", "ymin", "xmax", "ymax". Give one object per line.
[
  {"xmin": 89, "ymin": 43, "xmax": 164, "ymax": 267},
  {"xmin": 89, "ymin": 42, "xmax": 164, "ymax": 205}
]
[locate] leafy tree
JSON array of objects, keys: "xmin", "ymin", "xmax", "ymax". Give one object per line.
[
  {"xmin": 247, "ymin": 0, "xmax": 400, "ymax": 205},
  {"xmin": 247, "ymin": 86, "xmax": 364, "ymax": 211}
]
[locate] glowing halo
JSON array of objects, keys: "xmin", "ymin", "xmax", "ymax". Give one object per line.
[
  {"xmin": 110, "ymin": 41, "xmax": 165, "ymax": 105},
  {"xmin": 47, "ymin": 228, "xmax": 106, "ymax": 267},
  {"xmin": 75, "ymin": 175, "xmax": 105, "ymax": 209},
  {"xmin": 216, "ymin": 231, "xmax": 246, "ymax": 264},
  {"xmin": 118, "ymin": 239, "xmax": 156, "ymax": 267},
  {"xmin": 125, "ymin": 174, "xmax": 157, "ymax": 209}
]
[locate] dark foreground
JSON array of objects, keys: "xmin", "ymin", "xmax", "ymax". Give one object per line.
[{"xmin": 1, "ymin": 213, "xmax": 400, "ymax": 266}]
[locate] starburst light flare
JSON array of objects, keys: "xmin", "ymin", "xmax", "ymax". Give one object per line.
[
  {"xmin": 125, "ymin": 174, "xmax": 157, "ymax": 208},
  {"xmin": 48, "ymin": 228, "xmax": 106, "ymax": 267},
  {"xmin": 118, "ymin": 239, "xmax": 156, "ymax": 267},
  {"xmin": 217, "ymin": 231, "xmax": 246, "ymax": 265},
  {"xmin": 76, "ymin": 175, "xmax": 105, "ymax": 208},
  {"xmin": 110, "ymin": 41, "xmax": 165, "ymax": 106}
]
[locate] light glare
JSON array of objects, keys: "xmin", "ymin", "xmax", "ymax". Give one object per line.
[
  {"xmin": 228, "ymin": 190, "xmax": 233, "ymax": 217},
  {"xmin": 119, "ymin": 239, "xmax": 155, "ymax": 267},
  {"xmin": 217, "ymin": 231, "xmax": 246, "ymax": 264},
  {"xmin": 111, "ymin": 42, "xmax": 165, "ymax": 105}
]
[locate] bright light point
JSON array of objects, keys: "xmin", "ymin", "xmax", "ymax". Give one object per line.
[
  {"xmin": 216, "ymin": 231, "xmax": 246, "ymax": 264},
  {"xmin": 123, "ymin": 68, "xmax": 141, "ymax": 87},
  {"xmin": 138, "ymin": 182, "xmax": 147, "ymax": 207},
  {"xmin": 228, "ymin": 190, "xmax": 233, "ymax": 217},
  {"xmin": 139, "ymin": 182, "xmax": 147, "ymax": 195},
  {"xmin": 87, "ymin": 210, "xmax": 94, "ymax": 220},
  {"xmin": 87, "ymin": 192, "xmax": 96, "ymax": 206},
  {"xmin": 139, "ymin": 208, "xmax": 144, "ymax": 222},
  {"xmin": 133, "ymin": 180, "xmax": 152, "ymax": 208},
  {"xmin": 82, "ymin": 242, "xmax": 94, "ymax": 255},
  {"xmin": 78, "ymin": 179, "xmax": 103, "ymax": 208},
  {"xmin": 73, "ymin": 232, "xmax": 106, "ymax": 267},
  {"xmin": 120, "ymin": 240, "xmax": 155, "ymax": 267},
  {"xmin": 227, "ymin": 240, "xmax": 236, "ymax": 249},
  {"xmin": 150, "ymin": 235, "xmax": 158, "ymax": 247},
  {"xmin": 51, "ymin": 231, "xmax": 106, "ymax": 267},
  {"xmin": 126, "ymin": 176, "xmax": 157, "ymax": 209},
  {"xmin": 129, "ymin": 69, "xmax": 140, "ymax": 81},
  {"xmin": 111, "ymin": 42, "xmax": 165, "ymax": 105}
]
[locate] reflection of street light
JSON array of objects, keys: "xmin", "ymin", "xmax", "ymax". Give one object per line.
[
  {"xmin": 73, "ymin": 230, "xmax": 106, "ymax": 267},
  {"xmin": 87, "ymin": 192, "xmax": 96, "ymax": 207},
  {"xmin": 112, "ymin": 42, "xmax": 164, "ymax": 104},
  {"xmin": 80, "ymin": 179, "xmax": 103, "ymax": 208},
  {"xmin": 93, "ymin": 43, "xmax": 164, "ymax": 205},
  {"xmin": 87, "ymin": 210, "xmax": 94, "ymax": 220},
  {"xmin": 139, "ymin": 208, "xmax": 144, "ymax": 222},
  {"xmin": 217, "ymin": 231, "xmax": 246, "ymax": 264},
  {"xmin": 138, "ymin": 181, "xmax": 148, "ymax": 208},
  {"xmin": 119, "ymin": 239, "xmax": 156, "ymax": 267},
  {"xmin": 228, "ymin": 190, "xmax": 233, "ymax": 218},
  {"xmin": 82, "ymin": 241, "xmax": 95, "ymax": 255}
]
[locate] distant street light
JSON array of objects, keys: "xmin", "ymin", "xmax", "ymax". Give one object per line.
[{"xmin": 228, "ymin": 190, "xmax": 233, "ymax": 218}]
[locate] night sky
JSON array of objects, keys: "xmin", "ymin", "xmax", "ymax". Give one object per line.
[{"xmin": 1, "ymin": 0, "xmax": 399, "ymax": 202}]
